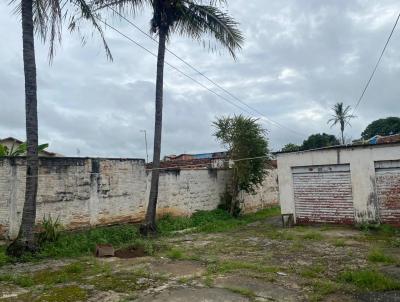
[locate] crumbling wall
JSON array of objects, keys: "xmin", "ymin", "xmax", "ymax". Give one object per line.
[{"xmin": 0, "ymin": 157, "xmax": 278, "ymax": 239}]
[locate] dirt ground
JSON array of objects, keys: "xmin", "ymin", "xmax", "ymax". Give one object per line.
[{"xmin": 1, "ymin": 215, "xmax": 400, "ymax": 302}]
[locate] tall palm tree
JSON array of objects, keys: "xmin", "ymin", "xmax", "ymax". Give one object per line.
[
  {"xmin": 327, "ymin": 102, "xmax": 356, "ymax": 145},
  {"xmin": 97, "ymin": 0, "xmax": 243, "ymax": 234},
  {"xmin": 7, "ymin": 0, "xmax": 111, "ymax": 257}
]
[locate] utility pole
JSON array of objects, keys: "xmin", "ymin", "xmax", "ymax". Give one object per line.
[{"xmin": 140, "ymin": 130, "xmax": 149, "ymax": 163}]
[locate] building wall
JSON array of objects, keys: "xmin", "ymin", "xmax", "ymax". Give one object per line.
[
  {"xmin": 277, "ymin": 144, "xmax": 400, "ymax": 224},
  {"xmin": 0, "ymin": 157, "xmax": 278, "ymax": 239}
]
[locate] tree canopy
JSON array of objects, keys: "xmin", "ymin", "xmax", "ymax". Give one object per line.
[
  {"xmin": 361, "ymin": 117, "xmax": 400, "ymax": 139},
  {"xmin": 301, "ymin": 133, "xmax": 340, "ymax": 150},
  {"xmin": 281, "ymin": 143, "xmax": 301, "ymax": 152}
]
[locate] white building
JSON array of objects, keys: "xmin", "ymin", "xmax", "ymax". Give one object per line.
[{"xmin": 276, "ymin": 142, "xmax": 400, "ymax": 225}]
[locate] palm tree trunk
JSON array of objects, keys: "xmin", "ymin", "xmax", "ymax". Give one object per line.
[
  {"xmin": 140, "ymin": 28, "xmax": 167, "ymax": 235},
  {"xmin": 7, "ymin": 0, "xmax": 39, "ymax": 256},
  {"xmin": 340, "ymin": 122, "xmax": 345, "ymax": 144}
]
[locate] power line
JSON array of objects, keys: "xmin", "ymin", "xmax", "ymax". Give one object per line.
[
  {"xmin": 95, "ymin": 17, "xmax": 256, "ymax": 117},
  {"xmin": 100, "ymin": 11, "xmax": 306, "ymax": 139},
  {"xmin": 353, "ymin": 12, "xmax": 400, "ymax": 113}
]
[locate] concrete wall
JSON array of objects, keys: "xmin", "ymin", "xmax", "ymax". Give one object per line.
[
  {"xmin": 0, "ymin": 157, "xmax": 278, "ymax": 239},
  {"xmin": 276, "ymin": 143, "xmax": 400, "ymax": 224}
]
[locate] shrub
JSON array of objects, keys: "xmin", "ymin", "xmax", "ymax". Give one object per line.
[{"xmin": 37, "ymin": 215, "xmax": 63, "ymax": 244}]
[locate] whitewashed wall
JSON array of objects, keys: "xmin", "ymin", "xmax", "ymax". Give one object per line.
[
  {"xmin": 277, "ymin": 143, "xmax": 400, "ymax": 224},
  {"xmin": 0, "ymin": 157, "xmax": 278, "ymax": 239}
]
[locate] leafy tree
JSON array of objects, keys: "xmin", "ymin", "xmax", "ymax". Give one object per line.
[
  {"xmin": 213, "ymin": 115, "xmax": 270, "ymax": 215},
  {"xmin": 327, "ymin": 102, "xmax": 355, "ymax": 144},
  {"xmin": 0, "ymin": 142, "xmax": 49, "ymax": 158},
  {"xmin": 301, "ymin": 133, "xmax": 340, "ymax": 150},
  {"xmin": 281, "ymin": 143, "xmax": 301, "ymax": 152},
  {"xmin": 98, "ymin": 0, "xmax": 244, "ymax": 234},
  {"xmin": 361, "ymin": 117, "xmax": 400, "ymax": 140},
  {"xmin": 7, "ymin": 0, "xmax": 111, "ymax": 256}
]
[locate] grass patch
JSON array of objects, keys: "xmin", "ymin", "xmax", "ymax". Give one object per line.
[
  {"xmin": 1, "ymin": 206, "xmax": 281, "ymax": 266},
  {"xmin": 158, "ymin": 206, "xmax": 280, "ymax": 235},
  {"xmin": 302, "ymin": 231, "xmax": 323, "ymax": 241},
  {"xmin": 88, "ymin": 269, "xmax": 151, "ymax": 292},
  {"xmin": 208, "ymin": 259, "xmax": 279, "ymax": 275},
  {"xmin": 38, "ymin": 285, "xmax": 87, "ymax": 302},
  {"xmin": 225, "ymin": 286, "xmax": 256, "ymax": 298},
  {"xmin": 340, "ymin": 269, "xmax": 400, "ymax": 291},
  {"xmin": 367, "ymin": 248, "xmax": 395, "ymax": 264},
  {"xmin": 166, "ymin": 247, "xmax": 186, "ymax": 260},
  {"xmin": 332, "ymin": 239, "xmax": 346, "ymax": 247},
  {"xmin": 308, "ymin": 280, "xmax": 341, "ymax": 302},
  {"xmin": 299, "ymin": 264, "xmax": 326, "ymax": 278}
]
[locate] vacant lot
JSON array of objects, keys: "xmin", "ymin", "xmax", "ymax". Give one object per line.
[{"xmin": 0, "ymin": 208, "xmax": 400, "ymax": 302}]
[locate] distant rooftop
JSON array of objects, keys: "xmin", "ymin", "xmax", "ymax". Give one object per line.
[{"xmin": 0, "ymin": 137, "xmax": 62, "ymax": 157}]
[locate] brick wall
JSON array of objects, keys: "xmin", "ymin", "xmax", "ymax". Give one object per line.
[{"xmin": 0, "ymin": 157, "xmax": 278, "ymax": 239}]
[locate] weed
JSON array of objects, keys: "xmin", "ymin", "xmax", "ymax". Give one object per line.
[
  {"xmin": 340, "ymin": 269, "xmax": 400, "ymax": 291},
  {"xmin": 333, "ymin": 239, "xmax": 346, "ymax": 247},
  {"xmin": 37, "ymin": 214, "xmax": 63, "ymax": 244},
  {"xmin": 309, "ymin": 280, "xmax": 340, "ymax": 302},
  {"xmin": 302, "ymin": 231, "xmax": 323, "ymax": 240},
  {"xmin": 226, "ymin": 286, "xmax": 256, "ymax": 298},
  {"xmin": 166, "ymin": 247, "xmax": 186, "ymax": 260},
  {"xmin": 38, "ymin": 285, "xmax": 87, "ymax": 302},
  {"xmin": 367, "ymin": 248, "xmax": 395, "ymax": 263},
  {"xmin": 299, "ymin": 264, "xmax": 326, "ymax": 278}
]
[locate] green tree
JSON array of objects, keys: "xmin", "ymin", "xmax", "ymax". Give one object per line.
[
  {"xmin": 327, "ymin": 102, "xmax": 355, "ymax": 144},
  {"xmin": 281, "ymin": 143, "xmax": 301, "ymax": 152},
  {"xmin": 0, "ymin": 142, "xmax": 48, "ymax": 158},
  {"xmin": 98, "ymin": 0, "xmax": 244, "ymax": 234},
  {"xmin": 7, "ymin": 0, "xmax": 111, "ymax": 257},
  {"xmin": 301, "ymin": 133, "xmax": 339, "ymax": 150},
  {"xmin": 213, "ymin": 115, "xmax": 269, "ymax": 215},
  {"xmin": 361, "ymin": 117, "xmax": 400, "ymax": 140}
]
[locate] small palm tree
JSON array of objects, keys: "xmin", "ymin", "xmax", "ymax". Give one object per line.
[
  {"xmin": 7, "ymin": 0, "xmax": 111, "ymax": 257},
  {"xmin": 327, "ymin": 102, "xmax": 356, "ymax": 145},
  {"xmin": 97, "ymin": 0, "xmax": 243, "ymax": 234}
]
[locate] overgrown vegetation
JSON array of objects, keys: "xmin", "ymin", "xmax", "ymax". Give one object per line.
[
  {"xmin": 213, "ymin": 115, "xmax": 270, "ymax": 215},
  {"xmin": 340, "ymin": 269, "xmax": 400, "ymax": 291},
  {"xmin": 0, "ymin": 207, "xmax": 280, "ymax": 266}
]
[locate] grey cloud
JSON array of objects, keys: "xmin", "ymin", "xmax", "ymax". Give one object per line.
[{"xmin": 0, "ymin": 0, "xmax": 399, "ymax": 157}]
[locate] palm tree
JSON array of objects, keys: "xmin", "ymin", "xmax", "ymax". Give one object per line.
[
  {"xmin": 327, "ymin": 102, "xmax": 356, "ymax": 145},
  {"xmin": 97, "ymin": 0, "xmax": 243, "ymax": 234},
  {"xmin": 7, "ymin": 0, "xmax": 111, "ymax": 257}
]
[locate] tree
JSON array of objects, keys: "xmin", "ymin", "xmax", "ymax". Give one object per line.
[
  {"xmin": 0, "ymin": 142, "xmax": 49, "ymax": 158},
  {"xmin": 361, "ymin": 117, "xmax": 400, "ymax": 140},
  {"xmin": 301, "ymin": 133, "xmax": 339, "ymax": 150},
  {"xmin": 96, "ymin": 0, "xmax": 243, "ymax": 234},
  {"xmin": 213, "ymin": 115, "xmax": 269, "ymax": 215},
  {"xmin": 327, "ymin": 102, "xmax": 355, "ymax": 144},
  {"xmin": 281, "ymin": 143, "xmax": 301, "ymax": 152},
  {"xmin": 7, "ymin": 0, "xmax": 111, "ymax": 257}
]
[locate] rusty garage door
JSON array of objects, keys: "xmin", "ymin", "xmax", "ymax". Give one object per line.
[
  {"xmin": 375, "ymin": 161, "xmax": 400, "ymax": 226},
  {"xmin": 292, "ymin": 164, "xmax": 354, "ymax": 224}
]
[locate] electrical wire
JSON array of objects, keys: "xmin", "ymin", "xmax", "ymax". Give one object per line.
[
  {"xmin": 353, "ymin": 12, "xmax": 400, "ymax": 113},
  {"xmin": 106, "ymin": 7, "xmax": 305, "ymax": 138}
]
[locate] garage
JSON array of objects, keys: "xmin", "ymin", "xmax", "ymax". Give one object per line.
[
  {"xmin": 292, "ymin": 164, "xmax": 354, "ymax": 224},
  {"xmin": 375, "ymin": 160, "xmax": 400, "ymax": 226}
]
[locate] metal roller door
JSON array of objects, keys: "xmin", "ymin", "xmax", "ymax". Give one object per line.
[
  {"xmin": 292, "ymin": 164, "xmax": 354, "ymax": 224},
  {"xmin": 375, "ymin": 161, "xmax": 400, "ymax": 226}
]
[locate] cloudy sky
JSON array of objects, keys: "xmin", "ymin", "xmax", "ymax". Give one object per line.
[{"xmin": 1, "ymin": 0, "xmax": 399, "ymax": 159}]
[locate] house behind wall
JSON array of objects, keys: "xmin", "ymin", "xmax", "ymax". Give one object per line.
[
  {"xmin": 276, "ymin": 142, "xmax": 400, "ymax": 225},
  {"xmin": 0, "ymin": 157, "xmax": 278, "ymax": 240}
]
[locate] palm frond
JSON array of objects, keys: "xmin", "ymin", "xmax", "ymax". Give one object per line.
[
  {"xmin": 90, "ymin": 0, "xmax": 148, "ymax": 16},
  {"xmin": 175, "ymin": 2, "xmax": 243, "ymax": 59},
  {"xmin": 69, "ymin": 0, "xmax": 113, "ymax": 60}
]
